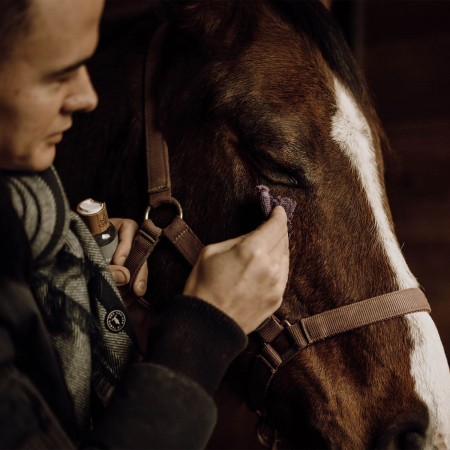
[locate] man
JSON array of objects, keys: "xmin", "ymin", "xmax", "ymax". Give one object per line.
[{"xmin": 0, "ymin": 0, "xmax": 289, "ymax": 448}]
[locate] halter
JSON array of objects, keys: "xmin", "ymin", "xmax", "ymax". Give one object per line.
[
  {"xmin": 125, "ymin": 23, "xmax": 432, "ymax": 443},
  {"xmin": 124, "ymin": 23, "xmax": 204, "ymax": 289},
  {"xmin": 249, "ymin": 288, "xmax": 430, "ymax": 414}
]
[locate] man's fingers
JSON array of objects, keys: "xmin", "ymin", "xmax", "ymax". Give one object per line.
[
  {"xmin": 109, "ymin": 265, "xmax": 130, "ymax": 286},
  {"xmin": 110, "ymin": 218, "xmax": 138, "ymax": 266},
  {"xmin": 133, "ymin": 261, "xmax": 149, "ymax": 297},
  {"xmin": 105, "ymin": 218, "xmax": 149, "ymax": 296},
  {"xmin": 242, "ymin": 206, "xmax": 288, "ymax": 253},
  {"xmin": 200, "ymin": 207, "xmax": 289, "ymax": 261},
  {"xmin": 201, "ymin": 234, "xmax": 246, "ymax": 256}
]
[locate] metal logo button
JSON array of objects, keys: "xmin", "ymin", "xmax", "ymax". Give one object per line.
[{"xmin": 105, "ymin": 310, "xmax": 126, "ymax": 333}]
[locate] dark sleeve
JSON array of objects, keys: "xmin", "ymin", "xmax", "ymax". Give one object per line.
[
  {"xmin": 87, "ymin": 295, "xmax": 248, "ymax": 449},
  {"xmin": 146, "ymin": 295, "xmax": 248, "ymax": 395},
  {"xmin": 87, "ymin": 363, "xmax": 217, "ymax": 450}
]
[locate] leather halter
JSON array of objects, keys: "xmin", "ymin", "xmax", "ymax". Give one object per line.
[
  {"xmin": 125, "ymin": 23, "xmax": 432, "ymax": 423},
  {"xmin": 125, "ymin": 23, "xmax": 204, "ymax": 289}
]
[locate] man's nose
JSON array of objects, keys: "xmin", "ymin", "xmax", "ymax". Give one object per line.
[{"xmin": 62, "ymin": 66, "xmax": 98, "ymax": 114}]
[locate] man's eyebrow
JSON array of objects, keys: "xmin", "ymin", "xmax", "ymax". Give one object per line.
[{"xmin": 47, "ymin": 57, "xmax": 90, "ymax": 78}]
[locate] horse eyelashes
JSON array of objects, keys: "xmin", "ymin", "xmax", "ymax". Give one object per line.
[
  {"xmin": 289, "ymin": 175, "xmax": 300, "ymax": 186},
  {"xmin": 243, "ymin": 147, "xmax": 309, "ymax": 188},
  {"xmin": 260, "ymin": 169, "xmax": 305, "ymax": 188},
  {"xmin": 251, "ymin": 157, "xmax": 304, "ymax": 187}
]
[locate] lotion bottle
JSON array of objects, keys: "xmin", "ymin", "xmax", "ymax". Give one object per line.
[{"xmin": 77, "ymin": 198, "xmax": 118, "ymax": 264}]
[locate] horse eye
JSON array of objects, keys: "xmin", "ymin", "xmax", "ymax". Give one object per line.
[
  {"xmin": 261, "ymin": 171, "xmax": 306, "ymax": 188},
  {"xmin": 246, "ymin": 151, "xmax": 307, "ymax": 188}
]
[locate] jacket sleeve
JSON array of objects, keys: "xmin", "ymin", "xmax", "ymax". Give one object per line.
[
  {"xmin": 87, "ymin": 295, "xmax": 248, "ymax": 449},
  {"xmin": 87, "ymin": 363, "xmax": 218, "ymax": 449}
]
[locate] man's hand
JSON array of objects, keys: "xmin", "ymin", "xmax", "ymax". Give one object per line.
[
  {"xmin": 108, "ymin": 218, "xmax": 148, "ymax": 297},
  {"xmin": 183, "ymin": 206, "xmax": 289, "ymax": 334}
]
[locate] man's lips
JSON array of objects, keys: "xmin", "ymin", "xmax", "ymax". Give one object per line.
[
  {"xmin": 47, "ymin": 124, "xmax": 72, "ymax": 143},
  {"xmin": 47, "ymin": 132, "xmax": 64, "ymax": 144}
]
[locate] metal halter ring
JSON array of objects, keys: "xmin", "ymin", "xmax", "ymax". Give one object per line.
[{"xmin": 144, "ymin": 197, "xmax": 183, "ymax": 221}]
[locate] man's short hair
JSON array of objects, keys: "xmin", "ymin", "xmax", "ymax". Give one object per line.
[{"xmin": 0, "ymin": 0, "xmax": 32, "ymax": 61}]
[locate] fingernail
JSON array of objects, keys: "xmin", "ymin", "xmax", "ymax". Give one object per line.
[
  {"xmin": 136, "ymin": 281, "xmax": 147, "ymax": 295},
  {"xmin": 112, "ymin": 270, "xmax": 127, "ymax": 285}
]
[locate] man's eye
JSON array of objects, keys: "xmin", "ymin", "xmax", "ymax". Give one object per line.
[
  {"xmin": 54, "ymin": 66, "xmax": 83, "ymax": 84},
  {"xmin": 57, "ymin": 72, "xmax": 76, "ymax": 83}
]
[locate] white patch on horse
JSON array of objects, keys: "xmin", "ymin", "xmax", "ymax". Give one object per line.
[
  {"xmin": 408, "ymin": 314, "xmax": 450, "ymax": 447},
  {"xmin": 330, "ymin": 77, "xmax": 450, "ymax": 447},
  {"xmin": 330, "ymin": 78, "xmax": 415, "ymax": 290}
]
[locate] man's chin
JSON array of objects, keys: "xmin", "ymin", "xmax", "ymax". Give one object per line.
[
  {"xmin": 22, "ymin": 144, "xmax": 56, "ymax": 172},
  {"xmin": 32, "ymin": 144, "xmax": 57, "ymax": 171},
  {"xmin": 0, "ymin": 142, "xmax": 56, "ymax": 172}
]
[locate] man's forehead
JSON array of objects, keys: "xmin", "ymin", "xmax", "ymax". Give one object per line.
[{"xmin": 2, "ymin": 0, "xmax": 103, "ymax": 79}]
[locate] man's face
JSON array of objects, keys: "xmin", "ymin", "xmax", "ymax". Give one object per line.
[{"xmin": 0, "ymin": 0, "xmax": 104, "ymax": 171}]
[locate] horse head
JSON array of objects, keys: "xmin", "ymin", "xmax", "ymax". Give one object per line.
[{"xmin": 57, "ymin": 1, "xmax": 450, "ymax": 448}]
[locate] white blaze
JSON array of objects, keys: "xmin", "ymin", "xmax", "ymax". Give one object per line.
[{"xmin": 330, "ymin": 77, "xmax": 450, "ymax": 447}]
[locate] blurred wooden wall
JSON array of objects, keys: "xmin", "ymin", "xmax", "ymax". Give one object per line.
[{"xmin": 333, "ymin": 0, "xmax": 450, "ymax": 359}]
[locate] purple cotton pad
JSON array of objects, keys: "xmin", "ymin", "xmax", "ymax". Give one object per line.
[{"xmin": 256, "ymin": 185, "xmax": 297, "ymax": 236}]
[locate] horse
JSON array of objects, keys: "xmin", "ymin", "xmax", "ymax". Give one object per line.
[{"xmin": 56, "ymin": 1, "xmax": 450, "ymax": 448}]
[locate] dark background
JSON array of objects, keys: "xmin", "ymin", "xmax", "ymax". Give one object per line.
[{"xmin": 333, "ymin": 0, "xmax": 450, "ymax": 359}]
